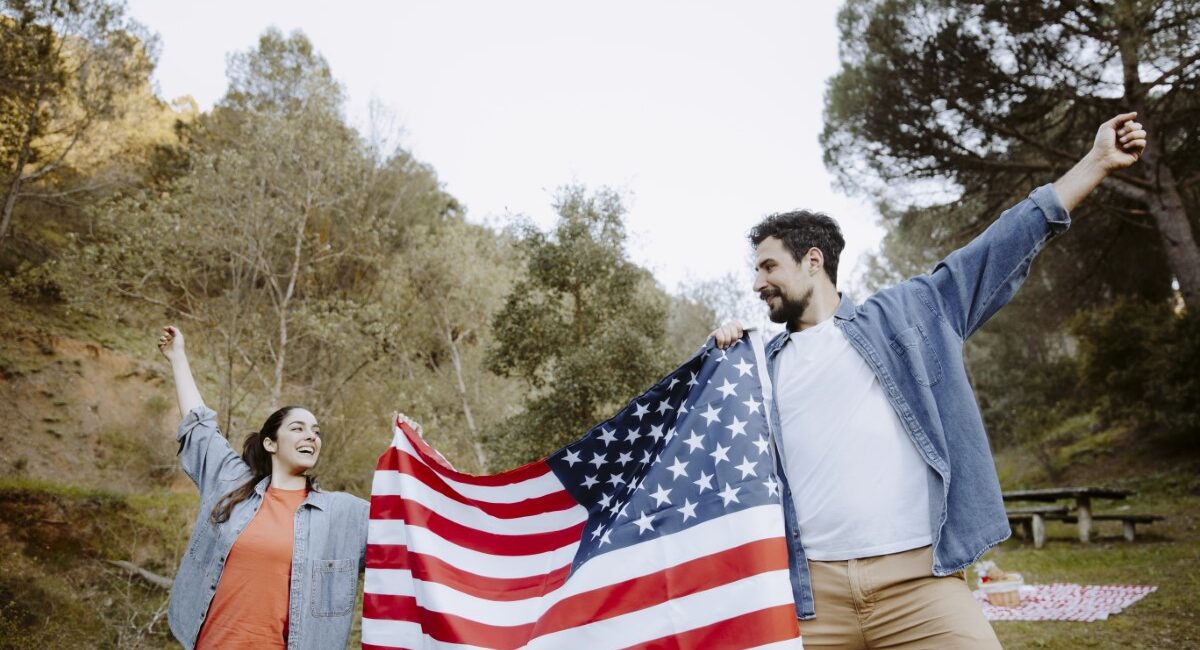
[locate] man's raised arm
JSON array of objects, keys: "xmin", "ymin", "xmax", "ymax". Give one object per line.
[{"xmin": 1053, "ymin": 112, "xmax": 1146, "ymax": 212}]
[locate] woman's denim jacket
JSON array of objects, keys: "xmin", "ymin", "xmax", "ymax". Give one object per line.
[
  {"xmin": 764, "ymin": 185, "xmax": 1069, "ymax": 620},
  {"xmin": 167, "ymin": 405, "xmax": 370, "ymax": 649}
]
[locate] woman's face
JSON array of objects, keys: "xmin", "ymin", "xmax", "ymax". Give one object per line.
[{"xmin": 267, "ymin": 408, "xmax": 322, "ymax": 474}]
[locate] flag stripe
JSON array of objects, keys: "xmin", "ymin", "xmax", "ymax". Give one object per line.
[
  {"xmin": 369, "ymin": 520, "xmax": 581, "ymax": 579},
  {"xmin": 375, "ymin": 448, "xmax": 579, "ymax": 517},
  {"xmin": 397, "ymin": 421, "xmax": 554, "ymax": 488},
  {"xmin": 362, "ymin": 537, "xmax": 791, "ymax": 633},
  {"xmin": 366, "ymin": 550, "xmax": 573, "ymax": 600},
  {"xmin": 370, "ymin": 478, "xmax": 588, "ymax": 534},
  {"xmin": 370, "ymin": 497, "xmax": 586, "ymax": 556},
  {"xmin": 627, "ymin": 604, "xmax": 802, "ymax": 650},
  {"xmin": 523, "ymin": 571, "xmax": 797, "ymax": 649}
]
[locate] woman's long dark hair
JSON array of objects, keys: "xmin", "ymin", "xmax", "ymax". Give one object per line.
[{"xmin": 210, "ymin": 405, "xmax": 319, "ymax": 524}]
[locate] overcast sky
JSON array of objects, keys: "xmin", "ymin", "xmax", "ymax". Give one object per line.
[{"xmin": 125, "ymin": 0, "xmax": 884, "ymax": 302}]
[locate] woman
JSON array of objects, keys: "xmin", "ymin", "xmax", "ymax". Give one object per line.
[{"xmin": 158, "ymin": 325, "xmax": 370, "ymax": 649}]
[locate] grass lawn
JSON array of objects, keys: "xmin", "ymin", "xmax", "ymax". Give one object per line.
[{"xmin": 982, "ymin": 472, "xmax": 1199, "ymax": 649}]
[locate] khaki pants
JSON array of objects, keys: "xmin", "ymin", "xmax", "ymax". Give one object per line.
[{"xmin": 801, "ymin": 546, "xmax": 1001, "ymax": 649}]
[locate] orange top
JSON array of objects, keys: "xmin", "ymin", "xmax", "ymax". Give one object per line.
[{"xmin": 196, "ymin": 485, "xmax": 308, "ymax": 650}]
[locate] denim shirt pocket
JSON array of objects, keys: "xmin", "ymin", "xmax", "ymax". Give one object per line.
[
  {"xmin": 889, "ymin": 324, "xmax": 943, "ymax": 387},
  {"xmin": 310, "ymin": 558, "xmax": 356, "ymax": 618}
]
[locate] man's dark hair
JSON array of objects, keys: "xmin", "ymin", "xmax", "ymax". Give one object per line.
[{"xmin": 749, "ymin": 210, "xmax": 846, "ymax": 285}]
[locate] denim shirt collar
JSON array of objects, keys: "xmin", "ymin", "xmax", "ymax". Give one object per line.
[{"xmin": 253, "ymin": 475, "xmax": 329, "ymax": 511}]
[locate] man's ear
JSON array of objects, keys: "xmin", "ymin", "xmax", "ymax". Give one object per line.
[{"xmin": 807, "ymin": 247, "xmax": 825, "ymax": 275}]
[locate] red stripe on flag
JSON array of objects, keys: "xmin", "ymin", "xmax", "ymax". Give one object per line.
[
  {"xmin": 628, "ymin": 603, "xmax": 801, "ymax": 650},
  {"xmin": 532, "ymin": 537, "xmax": 791, "ymax": 636},
  {"xmin": 366, "ymin": 544, "xmax": 572, "ymax": 600},
  {"xmin": 364, "ymin": 593, "xmax": 534, "ymax": 650},
  {"xmin": 376, "ymin": 448, "xmax": 578, "ymax": 518},
  {"xmin": 370, "ymin": 497, "xmax": 585, "ymax": 555},
  {"xmin": 398, "ymin": 421, "xmax": 552, "ymax": 486}
]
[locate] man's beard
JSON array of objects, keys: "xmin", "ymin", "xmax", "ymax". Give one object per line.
[{"xmin": 763, "ymin": 285, "xmax": 813, "ymax": 326}]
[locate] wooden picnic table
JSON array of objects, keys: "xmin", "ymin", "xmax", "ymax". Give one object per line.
[{"xmin": 1002, "ymin": 487, "xmax": 1134, "ymax": 543}]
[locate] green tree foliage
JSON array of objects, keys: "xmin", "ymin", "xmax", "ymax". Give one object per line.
[
  {"xmin": 1072, "ymin": 299, "xmax": 1200, "ymax": 445},
  {"xmin": 824, "ymin": 0, "xmax": 1200, "ymax": 308},
  {"xmin": 0, "ymin": 0, "xmax": 157, "ymax": 242},
  {"xmin": 485, "ymin": 186, "xmax": 674, "ymax": 468}
]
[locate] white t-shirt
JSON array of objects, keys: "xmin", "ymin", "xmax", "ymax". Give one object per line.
[{"xmin": 774, "ymin": 317, "xmax": 932, "ymax": 561}]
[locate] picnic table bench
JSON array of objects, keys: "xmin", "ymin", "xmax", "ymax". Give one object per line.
[
  {"xmin": 1002, "ymin": 486, "xmax": 1163, "ymax": 545},
  {"xmin": 1005, "ymin": 506, "xmax": 1069, "ymax": 549}
]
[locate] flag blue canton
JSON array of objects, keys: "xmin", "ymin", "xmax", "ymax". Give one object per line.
[{"xmin": 548, "ymin": 335, "xmax": 781, "ymax": 568}]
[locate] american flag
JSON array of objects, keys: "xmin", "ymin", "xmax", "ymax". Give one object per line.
[{"xmin": 362, "ymin": 334, "xmax": 802, "ymax": 649}]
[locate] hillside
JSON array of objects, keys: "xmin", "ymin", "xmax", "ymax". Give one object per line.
[{"xmin": 1, "ymin": 295, "xmax": 1197, "ymax": 648}]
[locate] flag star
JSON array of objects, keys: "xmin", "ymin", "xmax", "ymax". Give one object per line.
[
  {"xmin": 693, "ymin": 470, "xmax": 714, "ymax": 493},
  {"xmin": 678, "ymin": 402, "xmax": 689, "ymax": 414},
  {"xmin": 733, "ymin": 358, "xmax": 755, "ymax": 377},
  {"xmin": 598, "ymin": 427, "xmax": 617, "ymax": 445},
  {"xmin": 588, "ymin": 452, "xmax": 607, "ymax": 468},
  {"xmin": 562, "ymin": 449, "xmax": 582, "ymax": 466},
  {"xmin": 647, "ymin": 423, "xmax": 664, "ymax": 442},
  {"xmin": 716, "ymin": 349, "xmax": 728, "ymax": 362},
  {"xmin": 606, "ymin": 473, "xmax": 627, "ymax": 488},
  {"xmin": 599, "ymin": 529, "xmax": 613, "ymax": 546},
  {"xmin": 764, "ymin": 475, "xmax": 780, "ymax": 497},
  {"xmin": 617, "ymin": 450, "xmax": 633, "ymax": 466},
  {"xmin": 598, "ymin": 492, "xmax": 613, "ymax": 508},
  {"xmin": 656, "ymin": 399, "xmax": 674, "ymax": 415},
  {"xmin": 710, "ymin": 442, "xmax": 731, "ymax": 466},
  {"xmin": 624, "ymin": 427, "xmax": 640, "ymax": 443},
  {"xmin": 591, "ymin": 525, "xmax": 605, "ymax": 540},
  {"xmin": 582, "ymin": 474, "xmax": 599, "ymax": 489},
  {"xmin": 649, "ymin": 484, "xmax": 673, "ymax": 507},
  {"xmin": 632, "ymin": 402, "xmax": 650, "ymax": 420},
  {"xmin": 634, "ymin": 511, "xmax": 655, "ymax": 535},
  {"xmin": 667, "ymin": 377, "xmax": 680, "ymax": 391},
  {"xmin": 742, "ymin": 395, "xmax": 762, "ymax": 414},
  {"xmin": 666, "ymin": 457, "xmax": 689, "ymax": 480},
  {"xmin": 608, "ymin": 498, "xmax": 623, "ymax": 515},
  {"xmin": 725, "ymin": 416, "xmax": 748, "ymax": 438},
  {"xmin": 753, "ymin": 435, "xmax": 771, "ymax": 456},
  {"xmin": 718, "ymin": 483, "xmax": 741, "ymax": 506},
  {"xmin": 684, "ymin": 431, "xmax": 706, "ymax": 453},
  {"xmin": 641, "ymin": 449, "xmax": 654, "ymax": 465},
  {"xmin": 716, "ymin": 378, "xmax": 739, "ymax": 400},
  {"xmin": 665, "ymin": 426, "xmax": 678, "ymax": 442},
  {"xmin": 678, "ymin": 498, "xmax": 699, "ymax": 522},
  {"xmin": 687, "ymin": 372, "xmax": 699, "ymax": 387},
  {"xmin": 700, "ymin": 404, "xmax": 723, "ymax": 426},
  {"xmin": 735, "ymin": 457, "xmax": 758, "ymax": 479}
]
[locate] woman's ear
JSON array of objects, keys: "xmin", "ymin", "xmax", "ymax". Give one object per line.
[{"xmin": 263, "ymin": 437, "xmax": 277, "ymax": 454}]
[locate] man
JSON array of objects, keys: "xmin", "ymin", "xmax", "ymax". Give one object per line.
[{"xmin": 710, "ymin": 113, "xmax": 1147, "ymax": 648}]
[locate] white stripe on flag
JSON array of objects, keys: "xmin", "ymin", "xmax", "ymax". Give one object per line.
[
  {"xmin": 361, "ymin": 617, "xmax": 490, "ymax": 650},
  {"xmin": 364, "ymin": 505, "xmax": 788, "ymax": 627},
  {"xmin": 524, "ymin": 570, "xmax": 798, "ymax": 650},
  {"xmin": 391, "ymin": 430, "xmax": 565, "ymax": 502},
  {"xmin": 371, "ymin": 470, "xmax": 589, "ymax": 534},
  {"xmin": 368, "ymin": 519, "xmax": 580, "ymax": 579}
]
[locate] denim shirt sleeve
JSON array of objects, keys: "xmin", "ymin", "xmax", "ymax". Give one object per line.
[
  {"xmin": 925, "ymin": 184, "xmax": 1069, "ymax": 339},
  {"xmin": 176, "ymin": 405, "xmax": 253, "ymax": 500}
]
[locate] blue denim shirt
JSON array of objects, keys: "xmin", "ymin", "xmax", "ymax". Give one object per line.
[
  {"xmin": 168, "ymin": 405, "xmax": 370, "ymax": 649},
  {"xmin": 765, "ymin": 185, "xmax": 1069, "ymax": 620}
]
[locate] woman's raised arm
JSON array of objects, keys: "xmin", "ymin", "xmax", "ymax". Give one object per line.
[{"xmin": 158, "ymin": 326, "xmax": 203, "ymax": 416}]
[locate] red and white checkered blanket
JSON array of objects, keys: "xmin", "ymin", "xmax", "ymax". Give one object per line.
[{"xmin": 973, "ymin": 583, "xmax": 1156, "ymax": 622}]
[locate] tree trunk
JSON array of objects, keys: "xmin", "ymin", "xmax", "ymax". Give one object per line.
[
  {"xmin": 1117, "ymin": 22, "xmax": 1200, "ymax": 308},
  {"xmin": 440, "ymin": 310, "xmax": 487, "ymax": 471},
  {"xmin": 0, "ymin": 106, "xmax": 39, "ymax": 240},
  {"xmin": 1141, "ymin": 160, "xmax": 1200, "ymax": 309}
]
